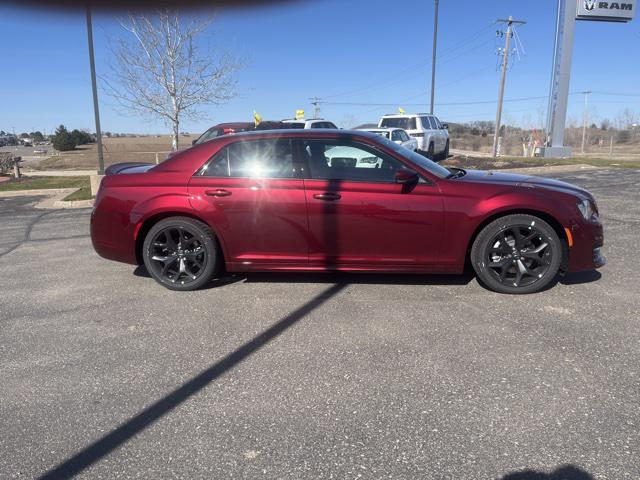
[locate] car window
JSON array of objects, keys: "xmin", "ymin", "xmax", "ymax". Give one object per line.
[
  {"xmin": 202, "ymin": 139, "xmax": 296, "ymax": 178},
  {"xmin": 399, "ymin": 131, "xmax": 409, "ymax": 142},
  {"xmin": 300, "ymin": 139, "xmax": 407, "ymax": 183},
  {"xmin": 433, "ymin": 117, "xmax": 443, "ymax": 129},
  {"xmin": 194, "ymin": 128, "xmax": 221, "ymax": 145},
  {"xmin": 366, "ymin": 130, "xmax": 389, "ymax": 139},
  {"xmin": 369, "ymin": 135, "xmax": 451, "ymax": 179},
  {"xmin": 391, "ymin": 130, "xmax": 401, "ymax": 141},
  {"xmin": 311, "ymin": 122, "xmax": 338, "ymax": 129},
  {"xmin": 380, "ymin": 117, "xmax": 416, "ymax": 130},
  {"xmin": 420, "ymin": 117, "xmax": 433, "ymax": 130},
  {"xmin": 287, "ymin": 122, "xmax": 306, "ymax": 129}
]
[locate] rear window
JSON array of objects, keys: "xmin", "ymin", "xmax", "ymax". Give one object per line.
[
  {"xmin": 287, "ymin": 122, "xmax": 305, "ymax": 129},
  {"xmin": 311, "ymin": 122, "xmax": 337, "ymax": 129},
  {"xmin": 366, "ymin": 130, "xmax": 390, "ymax": 139},
  {"xmin": 380, "ymin": 117, "xmax": 416, "ymax": 130}
]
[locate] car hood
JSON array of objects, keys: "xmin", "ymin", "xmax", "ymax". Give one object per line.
[{"xmin": 454, "ymin": 169, "xmax": 592, "ymax": 199}]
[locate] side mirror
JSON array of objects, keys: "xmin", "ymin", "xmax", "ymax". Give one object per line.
[
  {"xmin": 395, "ymin": 169, "xmax": 419, "ymax": 185},
  {"xmin": 192, "ymin": 139, "xmax": 197, "ymax": 145},
  {"xmin": 441, "ymin": 123, "xmax": 449, "ymax": 130}
]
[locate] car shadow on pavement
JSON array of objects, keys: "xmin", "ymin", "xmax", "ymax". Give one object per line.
[
  {"xmin": 558, "ymin": 270, "xmax": 602, "ymax": 285},
  {"xmin": 501, "ymin": 464, "xmax": 594, "ymax": 479},
  {"xmin": 133, "ymin": 265, "xmax": 476, "ymax": 290},
  {"xmin": 38, "ymin": 283, "xmax": 347, "ymax": 479}
]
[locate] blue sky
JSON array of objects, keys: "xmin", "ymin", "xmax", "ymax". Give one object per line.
[{"xmin": 1, "ymin": 0, "xmax": 639, "ymax": 135}]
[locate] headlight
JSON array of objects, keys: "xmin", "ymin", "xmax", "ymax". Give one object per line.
[{"xmin": 577, "ymin": 199, "xmax": 596, "ymax": 220}]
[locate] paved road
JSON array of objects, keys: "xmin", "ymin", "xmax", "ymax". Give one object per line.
[{"xmin": 1, "ymin": 169, "xmax": 639, "ymax": 479}]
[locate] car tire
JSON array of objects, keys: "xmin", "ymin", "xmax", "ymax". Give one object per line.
[
  {"xmin": 443, "ymin": 140, "xmax": 450, "ymax": 160},
  {"xmin": 427, "ymin": 143, "xmax": 435, "ymax": 160},
  {"xmin": 470, "ymin": 214, "xmax": 563, "ymax": 294},
  {"xmin": 142, "ymin": 216, "xmax": 219, "ymax": 291}
]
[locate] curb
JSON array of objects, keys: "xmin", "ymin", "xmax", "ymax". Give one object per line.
[{"xmin": 0, "ymin": 188, "xmax": 93, "ymax": 209}]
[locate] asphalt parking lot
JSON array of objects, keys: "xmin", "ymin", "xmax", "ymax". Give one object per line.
[{"xmin": 1, "ymin": 168, "xmax": 639, "ymax": 479}]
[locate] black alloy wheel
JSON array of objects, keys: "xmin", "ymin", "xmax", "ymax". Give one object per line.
[
  {"xmin": 471, "ymin": 214, "xmax": 563, "ymax": 294},
  {"xmin": 143, "ymin": 217, "xmax": 218, "ymax": 291}
]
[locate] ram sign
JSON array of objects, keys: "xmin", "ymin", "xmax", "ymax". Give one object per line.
[{"xmin": 576, "ymin": 0, "xmax": 636, "ymax": 21}]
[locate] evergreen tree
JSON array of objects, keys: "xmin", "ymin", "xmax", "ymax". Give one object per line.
[{"xmin": 52, "ymin": 125, "xmax": 76, "ymax": 152}]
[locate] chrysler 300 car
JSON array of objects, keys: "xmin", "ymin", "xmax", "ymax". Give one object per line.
[{"xmin": 91, "ymin": 130, "xmax": 604, "ymax": 293}]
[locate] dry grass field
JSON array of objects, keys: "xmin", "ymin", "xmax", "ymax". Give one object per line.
[
  {"xmin": 36, "ymin": 135, "xmax": 193, "ymax": 170},
  {"xmin": 451, "ymin": 126, "xmax": 640, "ymax": 162},
  {"xmin": 30, "ymin": 129, "xmax": 639, "ymax": 172}
]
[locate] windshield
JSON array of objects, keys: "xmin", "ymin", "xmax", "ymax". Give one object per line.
[
  {"xmin": 372, "ymin": 135, "xmax": 451, "ymax": 179},
  {"xmin": 194, "ymin": 128, "xmax": 220, "ymax": 145},
  {"xmin": 366, "ymin": 130, "xmax": 390, "ymax": 139}
]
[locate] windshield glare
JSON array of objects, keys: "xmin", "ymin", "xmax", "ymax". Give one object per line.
[{"xmin": 372, "ymin": 135, "xmax": 451, "ymax": 179}]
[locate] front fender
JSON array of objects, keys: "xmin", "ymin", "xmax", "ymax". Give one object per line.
[{"xmin": 438, "ymin": 185, "xmax": 575, "ymax": 271}]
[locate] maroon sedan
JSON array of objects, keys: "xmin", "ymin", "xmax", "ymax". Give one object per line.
[{"xmin": 91, "ymin": 130, "xmax": 604, "ymax": 293}]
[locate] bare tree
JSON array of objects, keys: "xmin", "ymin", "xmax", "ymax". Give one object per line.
[{"xmin": 104, "ymin": 10, "xmax": 242, "ymax": 151}]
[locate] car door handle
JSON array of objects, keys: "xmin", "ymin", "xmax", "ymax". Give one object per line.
[
  {"xmin": 205, "ymin": 189, "xmax": 232, "ymax": 197},
  {"xmin": 313, "ymin": 192, "xmax": 341, "ymax": 201}
]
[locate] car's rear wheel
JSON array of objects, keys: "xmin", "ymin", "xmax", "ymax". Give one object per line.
[
  {"xmin": 442, "ymin": 140, "xmax": 450, "ymax": 160},
  {"xmin": 427, "ymin": 143, "xmax": 434, "ymax": 160},
  {"xmin": 142, "ymin": 216, "xmax": 219, "ymax": 291},
  {"xmin": 471, "ymin": 214, "xmax": 562, "ymax": 294}
]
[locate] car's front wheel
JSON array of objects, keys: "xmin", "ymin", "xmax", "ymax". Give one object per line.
[
  {"xmin": 471, "ymin": 214, "xmax": 563, "ymax": 294},
  {"xmin": 142, "ymin": 216, "xmax": 219, "ymax": 291}
]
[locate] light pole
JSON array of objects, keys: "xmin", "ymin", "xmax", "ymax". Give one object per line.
[
  {"xmin": 86, "ymin": 6, "xmax": 105, "ymax": 175},
  {"xmin": 429, "ymin": 0, "xmax": 439, "ymax": 115}
]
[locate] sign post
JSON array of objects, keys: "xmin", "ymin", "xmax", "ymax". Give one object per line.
[{"xmin": 540, "ymin": 0, "xmax": 636, "ymax": 158}]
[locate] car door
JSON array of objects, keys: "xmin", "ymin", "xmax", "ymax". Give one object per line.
[
  {"xmin": 188, "ymin": 138, "xmax": 309, "ymax": 268},
  {"xmin": 298, "ymin": 138, "xmax": 444, "ymax": 268}
]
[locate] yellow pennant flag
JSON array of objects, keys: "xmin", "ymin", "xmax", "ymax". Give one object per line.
[
  {"xmin": 295, "ymin": 109, "xmax": 305, "ymax": 120},
  {"xmin": 398, "ymin": 107, "xmax": 406, "ymax": 115},
  {"xmin": 253, "ymin": 110, "xmax": 262, "ymax": 126}
]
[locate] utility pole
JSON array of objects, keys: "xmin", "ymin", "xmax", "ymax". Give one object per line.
[
  {"xmin": 309, "ymin": 97, "xmax": 322, "ymax": 118},
  {"xmin": 86, "ymin": 6, "xmax": 105, "ymax": 175},
  {"xmin": 492, "ymin": 16, "xmax": 526, "ymax": 158},
  {"xmin": 580, "ymin": 90, "xmax": 592, "ymax": 154},
  {"xmin": 429, "ymin": 0, "xmax": 439, "ymax": 115}
]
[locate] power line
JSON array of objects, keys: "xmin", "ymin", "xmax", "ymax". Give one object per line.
[
  {"xmin": 590, "ymin": 91, "xmax": 640, "ymax": 97},
  {"xmin": 320, "ymin": 22, "xmax": 497, "ymax": 101},
  {"xmin": 320, "ymin": 94, "xmax": 551, "ymax": 108}
]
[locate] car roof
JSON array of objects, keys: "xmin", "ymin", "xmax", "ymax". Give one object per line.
[
  {"xmin": 227, "ymin": 128, "xmax": 376, "ymax": 139},
  {"xmin": 207, "ymin": 122, "xmax": 254, "ymax": 129},
  {"xmin": 381, "ymin": 114, "xmax": 423, "ymax": 118},
  {"xmin": 281, "ymin": 119, "xmax": 330, "ymax": 123}
]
